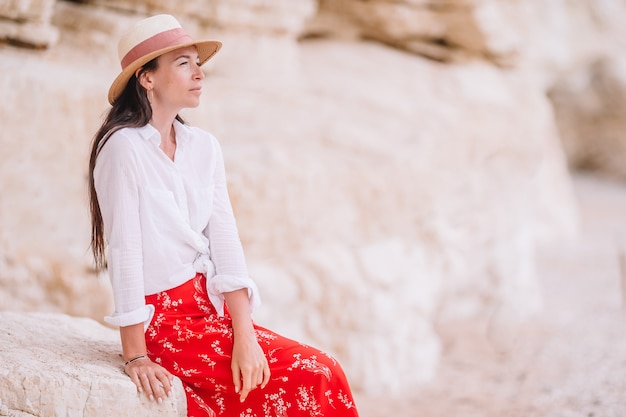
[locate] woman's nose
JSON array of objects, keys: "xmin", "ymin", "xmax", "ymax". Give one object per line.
[{"xmin": 194, "ymin": 63, "xmax": 205, "ymax": 80}]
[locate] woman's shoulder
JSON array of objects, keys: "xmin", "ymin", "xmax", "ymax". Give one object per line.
[
  {"xmin": 185, "ymin": 125, "xmax": 222, "ymax": 151},
  {"xmin": 187, "ymin": 125, "xmax": 218, "ymax": 141},
  {"xmin": 103, "ymin": 126, "xmax": 149, "ymax": 150},
  {"xmin": 112, "ymin": 125, "xmax": 151, "ymax": 141},
  {"xmin": 96, "ymin": 126, "xmax": 147, "ymax": 165}
]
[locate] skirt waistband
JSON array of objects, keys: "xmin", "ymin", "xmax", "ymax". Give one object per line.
[{"xmin": 145, "ymin": 273, "xmax": 219, "ymax": 317}]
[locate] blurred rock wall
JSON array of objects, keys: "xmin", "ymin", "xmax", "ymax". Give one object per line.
[
  {"xmin": 550, "ymin": 57, "xmax": 626, "ymax": 180},
  {"xmin": 2, "ymin": 0, "xmax": 623, "ymax": 397},
  {"xmin": 316, "ymin": 0, "xmax": 519, "ymax": 65},
  {"xmin": 82, "ymin": 0, "xmax": 316, "ymax": 36},
  {"xmin": 314, "ymin": 0, "xmax": 626, "ymax": 180},
  {"xmin": 0, "ymin": 0, "xmax": 58, "ymax": 47}
]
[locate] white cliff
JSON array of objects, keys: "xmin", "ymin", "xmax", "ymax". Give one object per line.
[
  {"xmin": 0, "ymin": 312, "xmax": 187, "ymax": 417},
  {"xmin": 1, "ymin": 0, "xmax": 623, "ymax": 406}
]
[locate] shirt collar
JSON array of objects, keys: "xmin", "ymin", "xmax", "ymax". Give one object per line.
[
  {"xmin": 136, "ymin": 123, "xmax": 159, "ymax": 146},
  {"xmin": 173, "ymin": 119, "xmax": 192, "ymax": 148},
  {"xmin": 137, "ymin": 119, "xmax": 193, "ymax": 148}
]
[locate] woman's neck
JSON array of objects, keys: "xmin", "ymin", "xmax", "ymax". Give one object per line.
[{"xmin": 150, "ymin": 110, "xmax": 178, "ymax": 161}]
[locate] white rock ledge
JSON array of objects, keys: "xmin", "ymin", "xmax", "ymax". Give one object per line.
[{"xmin": 0, "ymin": 312, "xmax": 186, "ymax": 417}]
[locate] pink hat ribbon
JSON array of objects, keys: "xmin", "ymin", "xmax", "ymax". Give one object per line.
[{"xmin": 120, "ymin": 27, "xmax": 193, "ymax": 69}]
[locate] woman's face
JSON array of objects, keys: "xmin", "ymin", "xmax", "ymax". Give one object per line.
[{"xmin": 147, "ymin": 46, "xmax": 205, "ymax": 111}]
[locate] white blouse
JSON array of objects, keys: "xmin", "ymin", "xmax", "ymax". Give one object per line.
[{"xmin": 94, "ymin": 120, "xmax": 260, "ymax": 328}]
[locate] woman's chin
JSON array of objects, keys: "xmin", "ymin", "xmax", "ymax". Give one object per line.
[{"xmin": 185, "ymin": 98, "xmax": 202, "ymax": 109}]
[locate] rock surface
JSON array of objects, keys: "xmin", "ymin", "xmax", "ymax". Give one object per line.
[
  {"xmin": 0, "ymin": 312, "xmax": 186, "ymax": 417},
  {"xmin": 0, "ymin": 0, "xmax": 59, "ymax": 48},
  {"xmin": 550, "ymin": 57, "xmax": 626, "ymax": 180},
  {"xmin": 355, "ymin": 173, "xmax": 626, "ymax": 417},
  {"xmin": 315, "ymin": 0, "xmax": 519, "ymax": 65},
  {"xmin": 80, "ymin": 0, "xmax": 317, "ymax": 36},
  {"xmin": 312, "ymin": 0, "xmax": 626, "ymax": 180}
]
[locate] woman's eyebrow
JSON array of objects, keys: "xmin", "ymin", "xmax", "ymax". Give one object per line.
[{"xmin": 175, "ymin": 54, "xmax": 191, "ymax": 60}]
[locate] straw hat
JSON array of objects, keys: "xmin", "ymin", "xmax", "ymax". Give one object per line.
[{"xmin": 108, "ymin": 14, "xmax": 222, "ymax": 104}]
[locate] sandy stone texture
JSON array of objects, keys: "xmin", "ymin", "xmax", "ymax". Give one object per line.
[
  {"xmin": 0, "ymin": 312, "xmax": 187, "ymax": 417},
  {"xmin": 0, "ymin": 0, "xmax": 58, "ymax": 48},
  {"xmin": 355, "ymin": 173, "xmax": 626, "ymax": 416}
]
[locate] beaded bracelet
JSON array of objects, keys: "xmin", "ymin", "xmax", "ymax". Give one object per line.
[{"xmin": 124, "ymin": 354, "xmax": 149, "ymax": 367}]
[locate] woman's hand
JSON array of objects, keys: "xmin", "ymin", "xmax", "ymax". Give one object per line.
[
  {"xmin": 223, "ymin": 288, "xmax": 271, "ymax": 402},
  {"xmin": 124, "ymin": 356, "xmax": 174, "ymax": 403},
  {"xmin": 231, "ymin": 331, "xmax": 271, "ymax": 403}
]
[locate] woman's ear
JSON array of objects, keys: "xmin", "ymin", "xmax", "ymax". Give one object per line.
[{"xmin": 136, "ymin": 68, "xmax": 153, "ymax": 91}]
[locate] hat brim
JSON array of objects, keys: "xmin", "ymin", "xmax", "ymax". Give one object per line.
[{"xmin": 107, "ymin": 39, "xmax": 222, "ymax": 105}]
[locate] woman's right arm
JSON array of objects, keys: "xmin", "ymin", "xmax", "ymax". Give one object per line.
[
  {"xmin": 120, "ymin": 323, "xmax": 173, "ymax": 402},
  {"xmin": 93, "ymin": 134, "xmax": 172, "ymax": 402}
]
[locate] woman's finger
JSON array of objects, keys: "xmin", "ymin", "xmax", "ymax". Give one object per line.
[
  {"xmin": 127, "ymin": 369, "xmax": 143, "ymax": 393},
  {"xmin": 261, "ymin": 360, "xmax": 270, "ymax": 389},
  {"xmin": 148, "ymin": 373, "xmax": 166, "ymax": 403},
  {"xmin": 255, "ymin": 361, "xmax": 266, "ymax": 386},
  {"xmin": 156, "ymin": 370, "xmax": 173, "ymax": 397},
  {"xmin": 125, "ymin": 359, "xmax": 176, "ymax": 403},
  {"xmin": 239, "ymin": 366, "xmax": 253, "ymax": 402},
  {"xmin": 231, "ymin": 363, "xmax": 242, "ymax": 395},
  {"xmin": 138, "ymin": 372, "xmax": 155, "ymax": 401}
]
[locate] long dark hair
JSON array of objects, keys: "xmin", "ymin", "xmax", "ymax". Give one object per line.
[{"xmin": 88, "ymin": 57, "xmax": 184, "ymax": 270}]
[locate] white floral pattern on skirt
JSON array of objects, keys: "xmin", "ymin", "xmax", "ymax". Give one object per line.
[{"xmin": 145, "ymin": 273, "xmax": 360, "ymax": 417}]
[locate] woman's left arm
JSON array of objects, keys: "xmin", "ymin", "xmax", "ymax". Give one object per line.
[
  {"xmin": 203, "ymin": 135, "xmax": 261, "ymax": 315},
  {"xmin": 223, "ymin": 289, "xmax": 270, "ymax": 403},
  {"xmin": 204, "ymin": 135, "xmax": 268, "ymax": 401}
]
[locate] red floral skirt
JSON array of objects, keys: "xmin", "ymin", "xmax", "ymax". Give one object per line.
[{"xmin": 145, "ymin": 273, "xmax": 360, "ymax": 417}]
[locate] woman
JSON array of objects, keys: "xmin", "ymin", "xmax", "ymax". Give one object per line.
[{"xmin": 88, "ymin": 14, "xmax": 360, "ymax": 417}]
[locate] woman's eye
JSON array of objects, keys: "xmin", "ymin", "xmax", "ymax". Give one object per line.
[{"xmin": 179, "ymin": 61, "xmax": 188, "ymax": 66}]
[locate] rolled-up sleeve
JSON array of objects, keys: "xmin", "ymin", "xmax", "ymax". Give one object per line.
[
  {"xmin": 94, "ymin": 135, "xmax": 152, "ymax": 328},
  {"xmin": 204, "ymin": 138, "xmax": 261, "ymax": 316}
]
